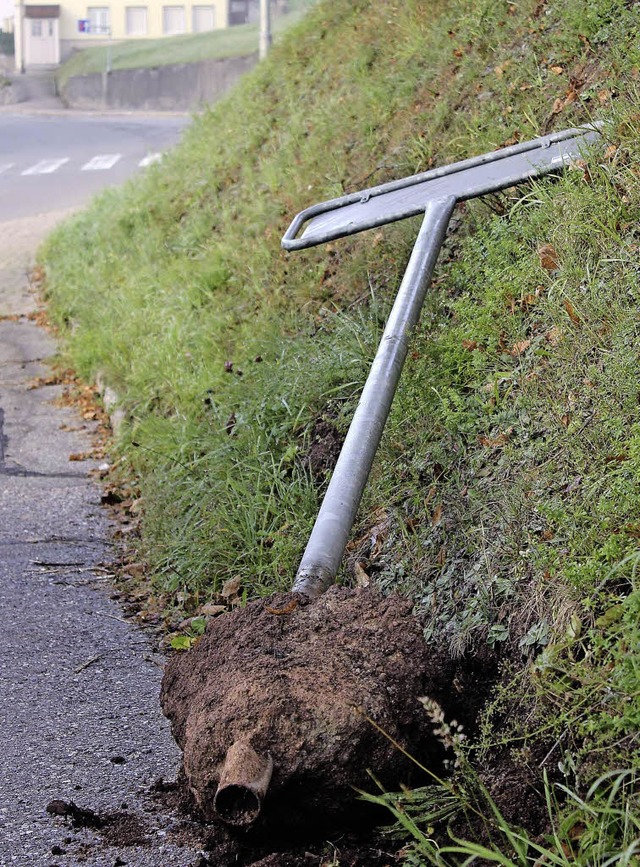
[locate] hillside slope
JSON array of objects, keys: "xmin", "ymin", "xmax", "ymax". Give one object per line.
[{"xmin": 42, "ymin": 0, "xmax": 640, "ymax": 860}]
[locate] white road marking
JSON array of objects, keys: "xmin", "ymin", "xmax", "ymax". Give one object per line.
[
  {"xmin": 21, "ymin": 158, "xmax": 69, "ymax": 176},
  {"xmin": 0, "ymin": 163, "xmax": 15, "ymax": 175},
  {"xmin": 139, "ymin": 152, "xmax": 163, "ymax": 167},
  {"xmin": 81, "ymin": 154, "xmax": 122, "ymax": 171}
]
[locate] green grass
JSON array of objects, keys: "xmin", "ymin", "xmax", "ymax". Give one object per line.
[
  {"xmin": 364, "ymin": 767, "xmax": 640, "ymax": 866},
  {"xmin": 55, "ymin": 0, "xmax": 313, "ymax": 88},
  {"xmin": 41, "ymin": 0, "xmax": 640, "ymax": 859}
]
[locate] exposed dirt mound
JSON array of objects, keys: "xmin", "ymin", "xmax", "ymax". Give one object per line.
[
  {"xmin": 303, "ymin": 416, "xmax": 344, "ymax": 480},
  {"xmin": 161, "ymin": 587, "xmax": 460, "ymax": 832}
]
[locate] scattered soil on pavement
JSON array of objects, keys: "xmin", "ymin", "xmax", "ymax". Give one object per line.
[
  {"xmin": 47, "ymin": 778, "xmax": 403, "ymax": 865},
  {"xmin": 46, "ymin": 798, "xmax": 153, "ymax": 848}
]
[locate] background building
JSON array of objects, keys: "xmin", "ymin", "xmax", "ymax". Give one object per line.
[{"xmin": 11, "ymin": 0, "xmax": 259, "ymax": 70}]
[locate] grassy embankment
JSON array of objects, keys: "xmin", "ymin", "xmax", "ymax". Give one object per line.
[
  {"xmin": 42, "ymin": 0, "xmax": 640, "ymax": 860},
  {"xmin": 55, "ymin": 0, "xmax": 313, "ymax": 89}
]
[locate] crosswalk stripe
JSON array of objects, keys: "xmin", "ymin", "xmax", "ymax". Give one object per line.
[
  {"xmin": 0, "ymin": 163, "xmax": 15, "ymax": 176},
  {"xmin": 139, "ymin": 152, "xmax": 163, "ymax": 167},
  {"xmin": 81, "ymin": 154, "xmax": 122, "ymax": 171},
  {"xmin": 22, "ymin": 158, "xmax": 69, "ymax": 176}
]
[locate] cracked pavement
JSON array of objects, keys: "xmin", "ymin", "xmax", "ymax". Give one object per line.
[{"xmin": 0, "ymin": 210, "xmax": 204, "ymax": 863}]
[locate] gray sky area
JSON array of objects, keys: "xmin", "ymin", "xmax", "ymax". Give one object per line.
[{"xmin": 1, "ymin": 0, "xmax": 14, "ymax": 25}]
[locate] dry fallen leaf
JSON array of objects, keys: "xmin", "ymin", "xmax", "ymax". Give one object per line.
[
  {"xmin": 198, "ymin": 603, "xmax": 226, "ymax": 617},
  {"xmin": 431, "ymin": 504, "xmax": 443, "ymax": 526},
  {"xmin": 551, "ymin": 86, "xmax": 579, "ymax": 114},
  {"xmin": 369, "ymin": 514, "xmax": 390, "ymax": 557},
  {"xmin": 545, "ymin": 325, "xmax": 562, "ymax": 346},
  {"xmin": 220, "ymin": 576, "xmax": 242, "ymax": 600},
  {"xmin": 266, "ymin": 599, "xmax": 299, "ymax": 616},
  {"xmin": 510, "ymin": 339, "xmax": 531, "ymax": 356},
  {"xmin": 538, "ymin": 243, "xmax": 560, "ymax": 271},
  {"xmin": 519, "ymin": 293, "xmax": 537, "ymax": 310},
  {"xmin": 568, "ymin": 822, "xmax": 587, "ymax": 842},
  {"xmin": 354, "ymin": 561, "xmax": 370, "ymax": 587},
  {"xmin": 564, "ymin": 299, "xmax": 582, "ymax": 326},
  {"xmin": 478, "ymin": 431, "xmax": 510, "ymax": 448},
  {"xmin": 564, "ymin": 87, "xmax": 578, "ymax": 106}
]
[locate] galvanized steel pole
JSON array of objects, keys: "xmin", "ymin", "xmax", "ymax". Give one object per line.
[
  {"xmin": 259, "ymin": 0, "xmax": 272, "ymax": 59},
  {"xmin": 292, "ymin": 196, "xmax": 457, "ymax": 599},
  {"xmin": 284, "ymin": 125, "xmax": 601, "ymax": 600}
]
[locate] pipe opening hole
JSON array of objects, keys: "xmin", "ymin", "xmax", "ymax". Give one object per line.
[{"xmin": 214, "ymin": 784, "xmax": 261, "ymax": 827}]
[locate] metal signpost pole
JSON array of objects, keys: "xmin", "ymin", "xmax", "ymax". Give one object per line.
[
  {"xmin": 293, "ymin": 196, "xmax": 456, "ymax": 599},
  {"xmin": 259, "ymin": 0, "xmax": 271, "ymax": 59},
  {"xmin": 15, "ymin": 0, "xmax": 25, "ymax": 73},
  {"xmin": 106, "ymin": 25, "xmax": 112, "ymax": 75},
  {"xmin": 283, "ymin": 125, "xmax": 602, "ymax": 598}
]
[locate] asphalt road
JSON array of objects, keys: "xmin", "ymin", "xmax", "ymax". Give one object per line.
[
  {"xmin": 0, "ymin": 107, "xmax": 205, "ymax": 865},
  {"xmin": 0, "ymin": 112, "xmax": 189, "ymax": 220}
]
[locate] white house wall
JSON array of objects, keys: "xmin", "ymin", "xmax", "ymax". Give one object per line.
[
  {"xmin": 16, "ymin": 0, "xmax": 233, "ymax": 65},
  {"xmin": 59, "ymin": 0, "xmax": 230, "ymax": 41}
]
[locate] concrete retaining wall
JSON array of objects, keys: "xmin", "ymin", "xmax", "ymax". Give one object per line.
[{"xmin": 60, "ymin": 52, "xmax": 258, "ymax": 112}]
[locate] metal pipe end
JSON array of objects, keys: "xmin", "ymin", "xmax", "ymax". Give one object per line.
[
  {"xmin": 213, "ymin": 741, "xmax": 273, "ymax": 827},
  {"xmin": 292, "ymin": 566, "xmax": 335, "ymax": 600},
  {"xmin": 214, "ymin": 783, "xmax": 262, "ymax": 827}
]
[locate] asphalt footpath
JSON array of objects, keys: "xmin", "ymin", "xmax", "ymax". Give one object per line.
[{"xmin": 0, "ymin": 217, "xmax": 203, "ymax": 862}]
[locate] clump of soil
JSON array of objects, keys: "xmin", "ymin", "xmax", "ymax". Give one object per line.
[
  {"xmin": 46, "ymin": 799, "xmax": 150, "ymax": 846},
  {"xmin": 161, "ymin": 587, "xmax": 462, "ymax": 833}
]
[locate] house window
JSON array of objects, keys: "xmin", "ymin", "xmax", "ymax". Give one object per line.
[
  {"xmin": 126, "ymin": 6, "xmax": 147, "ymax": 35},
  {"xmin": 229, "ymin": 0, "xmax": 249, "ymax": 25},
  {"xmin": 87, "ymin": 6, "xmax": 110, "ymax": 33},
  {"xmin": 192, "ymin": 5, "xmax": 215, "ymax": 32},
  {"xmin": 162, "ymin": 5, "xmax": 185, "ymax": 34},
  {"xmin": 30, "ymin": 19, "xmax": 55, "ymax": 37}
]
